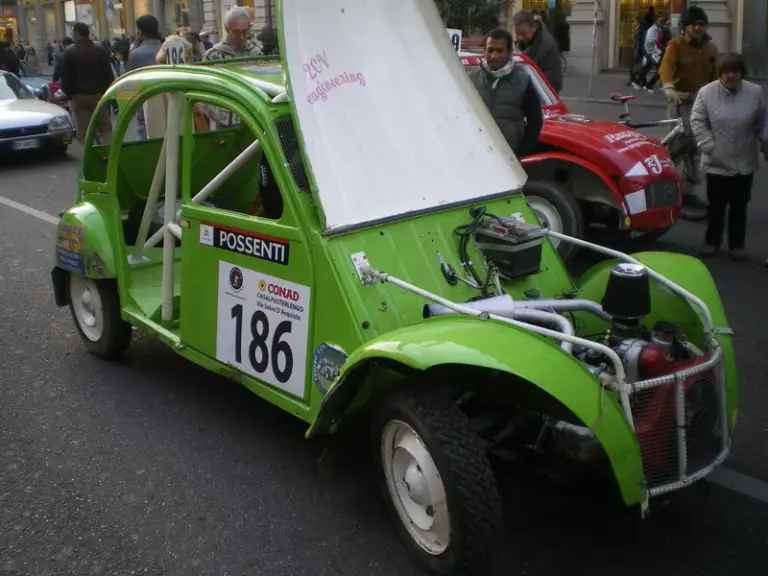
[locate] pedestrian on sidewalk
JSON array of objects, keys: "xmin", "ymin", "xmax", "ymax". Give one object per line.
[
  {"xmin": 690, "ymin": 53, "xmax": 768, "ymax": 260},
  {"xmin": 60, "ymin": 22, "xmax": 114, "ymax": 145},
  {"xmin": 659, "ymin": 6, "xmax": 719, "ymax": 214},
  {"xmin": 0, "ymin": 30, "xmax": 20, "ymax": 76},
  {"xmin": 52, "ymin": 37, "xmax": 73, "ymax": 82},
  {"xmin": 628, "ymin": 8, "xmax": 654, "ymax": 87},
  {"xmin": 468, "ymin": 28, "xmax": 543, "ymax": 159},
  {"xmin": 512, "ymin": 10, "xmax": 562, "ymax": 93},
  {"xmin": 125, "ymin": 14, "xmax": 163, "ymax": 140},
  {"xmin": 633, "ymin": 14, "xmax": 665, "ymax": 92},
  {"xmin": 46, "ymin": 41, "xmax": 54, "ymax": 66}
]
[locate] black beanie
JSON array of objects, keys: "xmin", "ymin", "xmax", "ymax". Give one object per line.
[{"xmin": 683, "ymin": 6, "xmax": 709, "ymax": 26}]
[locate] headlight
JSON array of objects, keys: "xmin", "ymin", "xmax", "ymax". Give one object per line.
[{"xmin": 48, "ymin": 115, "xmax": 71, "ymax": 132}]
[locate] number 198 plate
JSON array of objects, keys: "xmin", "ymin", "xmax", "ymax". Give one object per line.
[{"xmin": 216, "ymin": 261, "xmax": 311, "ymax": 398}]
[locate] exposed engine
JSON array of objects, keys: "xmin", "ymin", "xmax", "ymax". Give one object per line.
[{"xmin": 421, "ymin": 213, "xmax": 726, "ymax": 491}]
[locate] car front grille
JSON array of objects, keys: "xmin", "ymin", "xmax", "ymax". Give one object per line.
[
  {"xmin": 0, "ymin": 124, "xmax": 48, "ymax": 139},
  {"xmin": 627, "ymin": 346, "xmax": 729, "ymax": 497},
  {"xmin": 644, "ymin": 179, "xmax": 680, "ymax": 209}
]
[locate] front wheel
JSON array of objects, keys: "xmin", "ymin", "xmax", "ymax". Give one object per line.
[
  {"xmin": 524, "ymin": 180, "xmax": 584, "ymax": 263},
  {"xmin": 372, "ymin": 387, "xmax": 504, "ymax": 575},
  {"xmin": 67, "ymin": 274, "xmax": 132, "ymax": 360}
]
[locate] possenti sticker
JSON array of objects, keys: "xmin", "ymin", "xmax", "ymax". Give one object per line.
[{"xmin": 200, "ymin": 222, "xmax": 289, "ymax": 266}]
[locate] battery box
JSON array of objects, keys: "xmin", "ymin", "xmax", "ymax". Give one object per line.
[{"xmin": 474, "ymin": 216, "xmax": 546, "ymax": 279}]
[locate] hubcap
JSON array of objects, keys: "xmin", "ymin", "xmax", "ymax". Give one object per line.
[
  {"xmin": 528, "ymin": 196, "xmax": 563, "ymax": 248},
  {"xmin": 69, "ymin": 275, "xmax": 104, "ymax": 342},
  {"xmin": 381, "ymin": 420, "xmax": 450, "ymax": 555}
]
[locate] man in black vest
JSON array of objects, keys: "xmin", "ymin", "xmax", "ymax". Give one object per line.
[{"xmin": 469, "ymin": 28, "xmax": 543, "ymax": 159}]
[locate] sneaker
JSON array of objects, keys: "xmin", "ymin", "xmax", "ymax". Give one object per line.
[
  {"xmin": 645, "ymin": 87, "xmax": 656, "ymax": 94},
  {"xmin": 632, "ymin": 82, "xmax": 642, "ymax": 90},
  {"xmin": 699, "ymin": 245, "xmax": 719, "ymax": 257},
  {"xmin": 729, "ymin": 248, "xmax": 747, "ymax": 261}
]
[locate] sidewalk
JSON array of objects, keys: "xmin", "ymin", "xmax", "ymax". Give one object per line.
[
  {"xmin": 560, "ymin": 71, "xmax": 768, "ymax": 108},
  {"xmin": 560, "ymin": 72, "xmax": 666, "ymax": 108}
]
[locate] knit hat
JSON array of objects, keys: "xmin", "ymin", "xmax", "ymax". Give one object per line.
[{"xmin": 683, "ymin": 6, "xmax": 709, "ymax": 26}]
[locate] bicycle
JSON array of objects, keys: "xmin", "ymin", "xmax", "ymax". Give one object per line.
[{"xmin": 610, "ymin": 92, "xmax": 708, "ymax": 223}]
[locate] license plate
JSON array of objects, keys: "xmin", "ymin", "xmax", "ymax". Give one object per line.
[{"xmin": 12, "ymin": 138, "xmax": 41, "ymax": 150}]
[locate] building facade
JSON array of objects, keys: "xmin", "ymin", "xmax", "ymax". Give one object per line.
[
  {"xmin": 510, "ymin": 0, "xmax": 767, "ymax": 79},
  {"xmin": 14, "ymin": 0, "xmax": 204, "ymax": 49}
]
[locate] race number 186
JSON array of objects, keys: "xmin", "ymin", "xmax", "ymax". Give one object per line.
[{"xmin": 216, "ymin": 262, "xmax": 310, "ymax": 398}]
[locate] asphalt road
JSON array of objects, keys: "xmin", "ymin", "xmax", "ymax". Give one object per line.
[{"xmin": 1, "ymin": 101, "xmax": 768, "ymax": 576}]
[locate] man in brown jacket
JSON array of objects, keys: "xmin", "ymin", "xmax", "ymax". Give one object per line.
[
  {"xmin": 659, "ymin": 6, "xmax": 718, "ymax": 211},
  {"xmin": 60, "ymin": 22, "xmax": 114, "ymax": 144}
]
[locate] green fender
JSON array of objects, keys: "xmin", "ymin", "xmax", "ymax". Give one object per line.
[
  {"xmin": 577, "ymin": 251, "xmax": 738, "ymax": 431},
  {"xmin": 307, "ymin": 315, "xmax": 647, "ymax": 505},
  {"xmin": 54, "ymin": 202, "xmax": 117, "ymax": 280}
]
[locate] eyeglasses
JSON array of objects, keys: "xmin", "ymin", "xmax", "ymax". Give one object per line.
[
  {"xmin": 229, "ymin": 28, "xmax": 250, "ymax": 36},
  {"xmin": 690, "ymin": 21, "xmax": 707, "ymax": 27}
]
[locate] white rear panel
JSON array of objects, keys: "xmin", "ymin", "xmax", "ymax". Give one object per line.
[{"xmin": 280, "ymin": 0, "xmax": 528, "ymax": 233}]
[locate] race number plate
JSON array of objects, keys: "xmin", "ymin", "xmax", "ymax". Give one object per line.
[
  {"xmin": 216, "ymin": 261, "xmax": 310, "ymax": 398},
  {"xmin": 12, "ymin": 138, "xmax": 40, "ymax": 150},
  {"xmin": 164, "ymin": 37, "xmax": 187, "ymax": 65}
]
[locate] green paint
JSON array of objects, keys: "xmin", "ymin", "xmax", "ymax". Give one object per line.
[{"xmin": 52, "ymin": 58, "xmax": 736, "ymax": 509}]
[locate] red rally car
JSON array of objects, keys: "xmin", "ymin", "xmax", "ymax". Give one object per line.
[{"xmin": 460, "ymin": 52, "xmax": 682, "ymax": 260}]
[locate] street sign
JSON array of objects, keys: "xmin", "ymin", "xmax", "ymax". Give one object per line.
[{"xmin": 447, "ymin": 28, "xmax": 462, "ymax": 52}]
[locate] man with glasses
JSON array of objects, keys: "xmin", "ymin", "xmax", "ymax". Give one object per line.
[
  {"xmin": 203, "ymin": 6, "xmax": 261, "ymax": 61},
  {"xmin": 659, "ymin": 6, "xmax": 719, "ymax": 214}
]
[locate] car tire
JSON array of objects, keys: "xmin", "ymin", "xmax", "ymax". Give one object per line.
[
  {"xmin": 372, "ymin": 385, "xmax": 504, "ymax": 576},
  {"xmin": 523, "ymin": 180, "xmax": 584, "ymax": 263},
  {"xmin": 56, "ymin": 144, "xmax": 68, "ymax": 154},
  {"xmin": 67, "ymin": 274, "xmax": 132, "ymax": 360}
]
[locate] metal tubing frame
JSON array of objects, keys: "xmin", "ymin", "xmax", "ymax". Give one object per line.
[
  {"xmin": 161, "ymin": 92, "xmax": 184, "ymax": 324},
  {"xmin": 139, "ymin": 139, "xmax": 262, "ymax": 255},
  {"xmin": 131, "ymin": 136, "xmax": 168, "ymax": 262}
]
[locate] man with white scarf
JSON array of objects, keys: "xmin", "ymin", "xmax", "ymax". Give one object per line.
[{"xmin": 469, "ymin": 28, "xmax": 543, "ymax": 158}]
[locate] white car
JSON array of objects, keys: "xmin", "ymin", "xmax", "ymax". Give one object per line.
[{"xmin": 0, "ymin": 70, "xmax": 74, "ymax": 155}]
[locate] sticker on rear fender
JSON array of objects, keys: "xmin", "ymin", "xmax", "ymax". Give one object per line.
[
  {"xmin": 199, "ymin": 222, "xmax": 290, "ymax": 265},
  {"xmin": 55, "ymin": 221, "xmax": 85, "ymax": 273}
]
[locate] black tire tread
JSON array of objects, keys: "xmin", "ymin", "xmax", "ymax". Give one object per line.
[{"xmin": 375, "ymin": 385, "xmax": 504, "ymax": 575}]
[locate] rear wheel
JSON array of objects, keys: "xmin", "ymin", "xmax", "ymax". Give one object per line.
[
  {"xmin": 524, "ymin": 180, "xmax": 584, "ymax": 262},
  {"xmin": 68, "ymin": 274, "xmax": 132, "ymax": 360},
  {"xmin": 372, "ymin": 386, "xmax": 504, "ymax": 575}
]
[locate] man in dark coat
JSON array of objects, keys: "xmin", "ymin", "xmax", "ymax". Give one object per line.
[
  {"xmin": 60, "ymin": 22, "xmax": 114, "ymax": 144},
  {"xmin": 0, "ymin": 30, "xmax": 20, "ymax": 76},
  {"xmin": 513, "ymin": 10, "xmax": 563, "ymax": 93},
  {"xmin": 468, "ymin": 28, "xmax": 543, "ymax": 159}
]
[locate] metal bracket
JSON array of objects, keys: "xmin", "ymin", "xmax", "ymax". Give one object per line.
[
  {"xmin": 712, "ymin": 327, "xmax": 734, "ymax": 336},
  {"xmin": 350, "ymin": 252, "xmax": 376, "ymax": 285}
]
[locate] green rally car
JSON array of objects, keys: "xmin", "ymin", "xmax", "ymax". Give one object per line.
[{"xmin": 49, "ymin": 1, "xmax": 737, "ymax": 574}]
